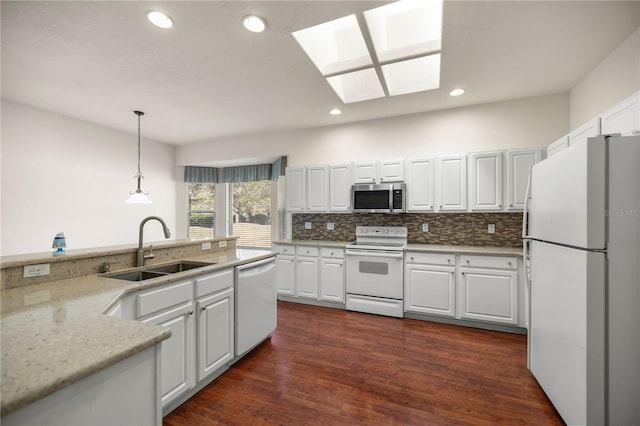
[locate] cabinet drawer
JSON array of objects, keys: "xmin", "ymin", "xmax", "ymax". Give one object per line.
[
  {"xmin": 194, "ymin": 268, "xmax": 233, "ymax": 299},
  {"xmin": 320, "ymin": 247, "xmax": 344, "ymax": 258},
  {"xmin": 460, "ymin": 255, "xmax": 517, "ymax": 270},
  {"xmin": 296, "ymin": 246, "xmax": 319, "ymax": 257},
  {"xmin": 272, "ymin": 245, "xmax": 295, "ymax": 255},
  {"xmin": 137, "ymin": 280, "xmax": 192, "ymax": 318},
  {"xmin": 405, "ymin": 252, "xmax": 455, "ymax": 266}
]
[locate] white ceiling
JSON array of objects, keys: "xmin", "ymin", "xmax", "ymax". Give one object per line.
[{"xmin": 2, "ymin": 1, "xmax": 639, "ymax": 147}]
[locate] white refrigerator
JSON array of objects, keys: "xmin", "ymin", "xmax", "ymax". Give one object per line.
[{"xmin": 523, "ymin": 135, "xmax": 640, "ymax": 425}]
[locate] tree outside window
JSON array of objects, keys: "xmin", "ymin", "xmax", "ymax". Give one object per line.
[{"xmin": 231, "ymin": 180, "xmax": 271, "ymax": 247}]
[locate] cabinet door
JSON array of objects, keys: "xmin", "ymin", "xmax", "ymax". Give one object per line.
[
  {"xmin": 320, "ymin": 258, "xmax": 344, "ymax": 302},
  {"xmin": 329, "ymin": 163, "xmax": 352, "ymax": 212},
  {"xmin": 506, "ymin": 149, "xmax": 540, "ymax": 210},
  {"xmin": 601, "ymin": 91, "xmax": 640, "ymax": 136},
  {"xmin": 142, "ymin": 304, "xmax": 195, "ymax": 408},
  {"xmin": 353, "ymin": 161, "xmax": 378, "ymax": 183},
  {"xmin": 296, "ymin": 256, "xmax": 318, "ymax": 299},
  {"xmin": 285, "ymin": 166, "xmax": 305, "ymax": 212},
  {"xmin": 405, "ymin": 157, "xmax": 435, "ymax": 211},
  {"xmin": 306, "ymin": 165, "xmax": 328, "ymax": 212},
  {"xmin": 437, "ymin": 155, "xmax": 467, "ymax": 211},
  {"xmin": 460, "ymin": 268, "xmax": 518, "ymax": 324},
  {"xmin": 275, "ymin": 254, "xmax": 295, "ymax": 295},
  {"xmin": 379, "ymin": 159, "xmax": 405, "ymax": 182},
  {"xmin": 469, "ymin": 151, "xmax": 502, "ymax": 211},
  {"xmin": 404, "ymin": 264, "xmax": 455, "ymax": 317},
  {"xmin": 568, "ymin": 118, "xmax": 600, "ymax": 146},
  {"xmin": 197, "ymin": 288, "xmax": 234, "ymax": 382},
  {"xmin": 547, "ymin": 135, "xmax": 568, "ymax": 157}
]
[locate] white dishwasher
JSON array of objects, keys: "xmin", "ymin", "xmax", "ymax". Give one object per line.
[{"xmin": 235, "ymin": 257, "xmax": 277, "ymax": 357}]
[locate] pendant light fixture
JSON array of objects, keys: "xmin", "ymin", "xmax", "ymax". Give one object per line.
[{"xmin": 126, "ymin": 110, "xmax": 152, "ymax": 203}]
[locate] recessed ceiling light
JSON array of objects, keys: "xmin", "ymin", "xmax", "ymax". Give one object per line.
[
  {"xmin": 329, "ymin": 108, "xmax": 342, "ymax": 115},
  {"xmin": 147, "ymin": 10, "xmax": 173, "ymax": 29},
  {"xmin": 243, "ymin": 15, "xmax": 266, "ymax": 33},
  {"xmin": 449, "ymin": 88, "xmax": 465, "ymax": 97}
]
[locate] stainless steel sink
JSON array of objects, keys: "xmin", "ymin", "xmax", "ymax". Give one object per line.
[
  {"xmin": 109, "ymin": 270, "xmax": 166, "ymax": 282},
  {"xmin": 106, "ymin": 260, "xmax": 214, "ymax": 282},
  {"xmin": 147, "ymin": 261, "xmax": 213, "ymax": 274}
]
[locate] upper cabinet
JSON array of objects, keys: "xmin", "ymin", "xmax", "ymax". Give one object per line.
[
  {"xmin": 329, "ymin": 163, "xmax": 352, "ymax": 212},
  {"xmin": 568, "ymin": 117, "xmax": 600, "ymax": 147},
  {"xmin": 468, "ymin": 151, "xmax": 502, "ymax": 211},
  {"xmin": 379, "ymin": 160, "xmax": 405, "ymax": 182},
  {"xmin": 547, "ymin": 135, "xmax": 568, "ymax": 158},
  {"xmin": 306, "ymin": 165, "xmax": 328, "ymax": 212},
  {"xmin": 437, "ymin": 155, "xmax": 467, "ymax": 211},
  {"xmin": 353, "ymin": 161, "xmax": 378, "ymax": 184},
  {"xmin": 601, "ymin": 91, "xmax": 640, "ymax": 137},
  {"xmin": 405, "ymin": 157, "xmax": 435, "ymax": 212},
  {"xmin": 285, "ymin": 166, "xmax": 305, "ymax": 212},
  {"xmin": 506, "ymin": 149, "xmax": 541, "ymax": 210}
]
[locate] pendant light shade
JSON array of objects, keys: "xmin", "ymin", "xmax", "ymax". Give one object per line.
[{"xmin": 126, "ymin": 110, "xmax": 152, "ymax": 204}]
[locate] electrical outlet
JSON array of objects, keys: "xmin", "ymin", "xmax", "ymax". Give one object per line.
[
  {"xmin": 488, "ymin": 224, "xmax": 496, "ymax": 234},
  {"xmin": 219, "ymin": 240, "xmax": 227, "ymax": 248},
  {"xmin": 422, "ymin": 223, "xmax": 429, "ymax": 232},
  {"xmin": 23, "ymin": 263, "xmax": 50, "ymax": 278},
  {"xmin": 201, "ymin": 242, "xmax": 211, "ymax": 250},
  {"xmin": 327, "ymin": 222, "xmax": 334, "ymax": 230},
  {"xmin": 305, "ymin": 222, "xmax": 312, "ymax": 230}
]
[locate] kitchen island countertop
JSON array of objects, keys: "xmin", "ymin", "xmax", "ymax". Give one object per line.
[{"xmin": 0, "ymin": 249, "xmax": 275, "ymax": 417}]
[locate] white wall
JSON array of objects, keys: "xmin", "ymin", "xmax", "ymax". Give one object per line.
[
  {"xmin": 570, "ymin": 28, "xmax": 640, "ymax": 129},
  {"xmin": 177, "ymin": 93, "xmax": 569, "ymax": 167},
  {"xmin": 1, "ymin": 100, "xmax": 178, "ymax": 256}
]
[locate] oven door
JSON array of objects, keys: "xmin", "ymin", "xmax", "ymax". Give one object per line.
[{"xmin": 345, "ymin": 249, "xmax": 404, "ymax": 299}]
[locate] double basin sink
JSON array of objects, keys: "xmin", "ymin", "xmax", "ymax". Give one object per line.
[{"xmin": 107, "ymin": 260, "xmax": 214, "ymax": 282}]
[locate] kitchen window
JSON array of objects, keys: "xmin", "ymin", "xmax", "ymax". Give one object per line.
[
  {"xmin": 187, "ymin": 182, "xmax": 215, "ymax": 240},
  {"xmin": 229, "ymin": 180, "xmax": 271, "ymax": 248}
]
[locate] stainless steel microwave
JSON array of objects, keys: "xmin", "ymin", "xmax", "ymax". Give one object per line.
[{"xmin": 351, "ymin": 183, "xmax": 406, "ymax": 214}]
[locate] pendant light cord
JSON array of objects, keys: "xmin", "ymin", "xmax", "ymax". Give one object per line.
[{"xmin": 134, "ymin": 110, "xmax": 145, "ymax": 179}]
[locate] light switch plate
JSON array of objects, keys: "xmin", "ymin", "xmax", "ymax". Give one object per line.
[
  {"xmin": 219, "ymin": 240, "xmax": 227, "ymax": 248},
  {"xmin": 326, "ymin": 222, "xmax": 334, "ymax": 230},
  {"xmin": 488, "ymin": 224, "xmax": 495, "ymax": 234},
  {"xmin": 23, "ymin": 263, "xmax": 51, "ymax": 278},
  {"xmin": 305, "ymin": 222, "xmax": 312, "ymax": 230},
  {"xmin": 201, "ymin": 242, "xmax": 211, "ymax": 250}
]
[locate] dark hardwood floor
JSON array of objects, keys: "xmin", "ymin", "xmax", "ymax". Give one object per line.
[{"xmin": 164, "ymin": 301, "xmax": 564, "ymax": 426}]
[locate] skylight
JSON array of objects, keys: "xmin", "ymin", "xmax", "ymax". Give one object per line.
[{"xmin": 292, "ymin": 0, "xmax": 444, "ymax": 104}]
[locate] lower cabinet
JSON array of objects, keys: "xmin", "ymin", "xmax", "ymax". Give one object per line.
[
  {"xmin": 459, "ymin": 255, "xmax": 519, "ymax": 325},
  {"xmin": 196, "ymin": 287, "xmax": 234, "ymax": 381},
  {"xmin": 319, "ymin": 248, "xmax": 345, "ymax": 303},
  {"xmin": 296, "ymin": 246, "xmax": 319, "ymax": 299},
  {"xmin": 274, "ymin": 245, "xmax": 295, "ymax": 295},
  {"xmin": 404, "ymin": 252, "xmax": 456, "ymax": 317}
]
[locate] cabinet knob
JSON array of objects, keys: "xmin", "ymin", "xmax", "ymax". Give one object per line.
[
  {"xmin": 451, "ymin": 271, "xmax": 454, "ymax": 275},
  {"xmin": 447, "ymin": 259, "xmax": 451, "ymax": 263},
  {"xmin": 508, "ymin": 261, "xmax": 512, "ymax": 266},
  {"xmin": 201, "ymin": 306, "xmax": 206, "ymax": 311},
  {"xmin": 189, "ymin": 310, "xmax": 194, "ymax": 315},
  {"xmin": 461, "ymin": 272, "xmax": 465, "ymax": 275},
  {"xmin": 510, "ymin": 204, "xmax": 514, "ymax": 207},
  {"xmin": 410, "ymin": 256, "xmax": 414, "ymax": 261},
  {"xmin": 466, "ymin": 260, "xmax": 470, "ymax": 264}
]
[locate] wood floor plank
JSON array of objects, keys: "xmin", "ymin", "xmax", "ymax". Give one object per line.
[{"xmin": 164, "ymin": 301, "xmax": 564, "ymax": 425}]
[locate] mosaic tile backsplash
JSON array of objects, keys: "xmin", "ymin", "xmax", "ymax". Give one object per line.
[{"xmin": 292, "ymin": 212, "xmax": 524, "ymax": 248}]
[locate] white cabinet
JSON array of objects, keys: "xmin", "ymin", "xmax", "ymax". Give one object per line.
[
  {"xmin": 306, "ymin": 165, "xmax": 328, "ymax": 212},
  {"xmin": 319, "ymin": 248, "xmax": 345, "ymax": 303},
  {"xmin": 405, "ymin": 157, "xmax": 435, "ymax": 211},
  {"xmin": 273, "ymin": 244, "xmax": 296, "ymax": 296},
  {"xmin": 137, "ymin": 281, "xmax": 196, "ymax": 408},
  {"xmin": 404, "ymin": 252, "xmax": 456, "ymax": 317},
  {"xmin": 505, "ymin": 149, "xmax": 540, "ymax": 210},
  {"xmin": 547, "ymin": 135, "xmax": 568, "ymax": 157},
  {"xmin": 285, "ymin": 166, "xmax": 305, "ymax": 212},
  {"xmin": 568, "ymin": 118, "xmax": 601, "ymax": 146},
  {"xmin": 353, "ymin": 161, "xmax": 378, "ymax": 183},
  {"xmin": 459, "ymin": 255, "xmax": 518, "ymax": 325},
  {"xmin": 468, "ymin": 151, "xmax": 502, "ymax": 211},
  {"xmin": 194, "ymin": 270, "xmax": 234, "ymax": 382},
  {"xmin": 329, "ymin": 163, "xmax": 352, "ymax": 212},
  {"xmin": 601, "ymin": 91, "xmax": 640, "ymax": 136},
  {"xmin": 436, "ymin": 155, "xmax": 467, "ymax": 211},
  {"xmin": 295, "ymin": 246, "xmax": 319, "ymax": 299},
  {"xmin": 379, "ymin": 159, "xmax": 405, "ymax": 182}
]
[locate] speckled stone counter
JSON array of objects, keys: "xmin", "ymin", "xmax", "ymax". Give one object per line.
[
  {"xmin": 406, "ymin": 244, "xmax": 523, "ymax": 257},
  {"xmin": 0, "ymin": 248, "xmax": 275, "ymax": 416}
]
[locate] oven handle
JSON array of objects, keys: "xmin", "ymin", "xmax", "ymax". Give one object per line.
[{"xmin": 345, "ymin": 249, "xmax": 404, "ymax": 259}]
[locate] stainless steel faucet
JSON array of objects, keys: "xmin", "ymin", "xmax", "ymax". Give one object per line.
[{"xmin": 137, "ymin": 216, "xmax": 171, "ymax": 266}]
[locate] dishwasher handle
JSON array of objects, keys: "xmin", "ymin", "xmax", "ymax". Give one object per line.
[{"xmin": 236, "ymin": 257, "xmax": 276, "ymax": 277}]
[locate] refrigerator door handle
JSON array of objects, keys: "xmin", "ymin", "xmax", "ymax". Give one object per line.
[{"xmin": 522, "ymin": 165, "xmax": 533, "ymax": 238}]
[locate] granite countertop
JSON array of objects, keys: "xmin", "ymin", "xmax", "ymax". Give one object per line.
[
  {"xmin": 0, "ymin": 248, "xmax": 275, "ymax": 416},
  {"xmin": 273, "ymin": 240, "xmax": 522, "ymax": 257}
]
